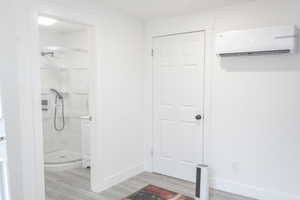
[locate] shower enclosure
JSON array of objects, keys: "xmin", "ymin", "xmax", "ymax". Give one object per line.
[{"xmin": 39, "ymin": 17, "xmax": 91, "ymax": 170}]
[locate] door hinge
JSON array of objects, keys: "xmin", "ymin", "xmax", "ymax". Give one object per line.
[{"xmin": 151, "ymin": 49, "xmax": 154, "ymax": 57}]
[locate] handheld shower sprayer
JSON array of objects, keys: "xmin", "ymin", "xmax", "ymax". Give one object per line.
[
  {"xmin": 41, "ymin": 51, "xmax": 54, "ymax": 57},
  {"xmin": 50, "ymin": 89, "xmax": 65, "ymax": 131},
  {"xmin": 50, "ymin": 89, "xmax": 63, "ymax": 99}
]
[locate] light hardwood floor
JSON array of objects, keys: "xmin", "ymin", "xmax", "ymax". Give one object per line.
[{"xmin": 45, "ymin": 168, "xmax": 256, "ymax": 200}]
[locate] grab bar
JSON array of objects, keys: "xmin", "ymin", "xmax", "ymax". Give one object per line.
[{"xmin": 80, "ymin": 116, "xmax": 92, "ymax": 121}]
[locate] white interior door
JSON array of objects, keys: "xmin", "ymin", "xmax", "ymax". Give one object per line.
[
  {"xmin": 0, "ymin": 93, "xmax": 9, "ymax": 200},
  {"xmin": 153, "ymin": 32, "xmax": 205, "ymax": 182}
]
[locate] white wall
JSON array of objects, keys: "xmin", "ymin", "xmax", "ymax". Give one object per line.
[
  {"xmin": 0, "ymin": 1, "xmax": 24, "ymax": 200},
  {"xmin": 1, "ymin": 0, "xmax": 46, "ymax": 200},
  {"xmin": 145, "ymin": 0, "xmax": 300, "ymax": 199}
]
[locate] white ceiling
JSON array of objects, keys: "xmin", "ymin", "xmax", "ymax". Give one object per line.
[{"xmin": 98, "ymin": 0, "xmax": 252, "ymax": 20}]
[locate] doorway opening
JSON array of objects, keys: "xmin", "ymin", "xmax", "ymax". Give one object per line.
[{"xmin": 38, "ymin": 15, "xmax": 95, "ymax": 192}]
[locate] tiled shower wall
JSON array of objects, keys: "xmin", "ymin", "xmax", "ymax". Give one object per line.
[{"xmin": 40, "ymin": 29, "xmax": 89, "ymax": 154}]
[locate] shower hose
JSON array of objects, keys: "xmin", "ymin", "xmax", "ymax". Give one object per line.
[{"xmin": 54, "ymin": 94, "xmax": 65, "ymax": 131}]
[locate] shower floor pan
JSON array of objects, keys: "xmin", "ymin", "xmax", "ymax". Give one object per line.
[{"xmin": 45, "ymin": 150, "xmax": 82, "ymax": 171}]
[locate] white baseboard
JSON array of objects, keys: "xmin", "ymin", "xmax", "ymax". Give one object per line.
[
  {"xmin": 210, "ymin": 178, "xmax": 300, "ymax": 200},
  {"xmin": 91, "ymin": 165, "xmax": 300, "ymax": 200},
  {"xmin": 94, "ymin": 163, "xmax": 144, "ymax": 192}
]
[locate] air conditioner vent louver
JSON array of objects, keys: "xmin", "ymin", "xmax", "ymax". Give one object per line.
[
  {"xmin": 216, "ymin": 25, "xmax": 298, "ymax": 57},
  {"xmin": 219, "ymin": 49, "xmax": 291, "ymax": 57}
]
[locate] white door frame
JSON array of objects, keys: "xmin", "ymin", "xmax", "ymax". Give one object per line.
[
  {"xmin": 149, "ymin": 29, "xmax": 213, "ymax": 173},
  {"xmin": 8, "ymin": 5, "xmax": 102, "ymax": 199}
]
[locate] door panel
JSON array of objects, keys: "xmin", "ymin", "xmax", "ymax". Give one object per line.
[
  {"xmin": 153, "ymin": 32, "xmax": 205, "ymax": 182},
  {"xmin": 159, "ymin": 68, "xmax": 178, "ymax": 105},
  {"xmin": 181, "ymin": 68, "xmax": 201, "ymax": 106},
  {"xmin": 0, "ymin": 94, "xmax": 9, "ymax": 200},
  {"xmin": 160, "ymin": 120, "xmax": 177, "ymax": 158}
]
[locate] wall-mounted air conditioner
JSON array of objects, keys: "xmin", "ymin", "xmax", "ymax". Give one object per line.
[{"xmin": 216, "ymin": 25, "xmax": 298, "ymax": 57}]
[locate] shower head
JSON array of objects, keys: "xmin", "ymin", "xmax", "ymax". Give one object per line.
[
  {"xmin": 50, "ymin": 89, "xmax": 63, "ymax": 99},
  {"xmin": 41, "ymin": 51, "xmax": 54, "ymax": 57}
]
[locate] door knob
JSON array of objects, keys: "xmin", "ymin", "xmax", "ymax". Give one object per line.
[{"xmin": 195, "ymin": 114, "xmax": 202, "ymax": 120}]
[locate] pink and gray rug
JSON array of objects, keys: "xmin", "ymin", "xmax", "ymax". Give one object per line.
[{"xmin": 123, "ymin": 185, "xmax": 193, "ymax": 200}]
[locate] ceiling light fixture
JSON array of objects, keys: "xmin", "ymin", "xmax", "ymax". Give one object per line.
[{"xmin": 38, "ymin": 16, "xmax": 57, "ymax": 26}]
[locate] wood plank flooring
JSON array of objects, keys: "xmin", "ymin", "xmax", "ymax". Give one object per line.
[{"xmin": 45, "ymin": 168, "xmax": 256, "ymax": 200}]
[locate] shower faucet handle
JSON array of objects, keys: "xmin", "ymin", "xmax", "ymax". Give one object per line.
[{"xmin": 0, "ymin": 137, "xmax": 6, "ymax": 143}]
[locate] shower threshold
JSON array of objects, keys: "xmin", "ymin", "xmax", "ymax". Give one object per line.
[{"xmin": 44, "ymin": 150, "xmax": 82, "ymax": 171}]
